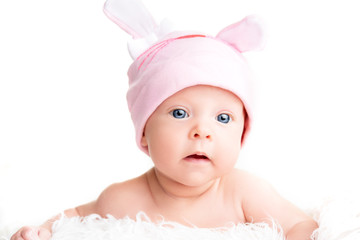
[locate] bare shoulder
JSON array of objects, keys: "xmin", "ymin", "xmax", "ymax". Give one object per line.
[
  {"xmin": 226, "ymin": 168, "xmax": 270, "ymax": 190},
  {"xmin": 222, "ymin": 169, "xmax": 272, "ymax": 207},
  {"xmin": 230, "ymin": 169, "xmax": 283, "ymax": 209},
  {"xmin": 232, "ymin": 169, "xmax": 282, "ymax": 209},
  {"xmin": 91, "ymin": 172, "xmax": 151, "ymax": 218},
  {"xmin": 230, "ymin": 169, "xmax": 312, "ymax": 231}
]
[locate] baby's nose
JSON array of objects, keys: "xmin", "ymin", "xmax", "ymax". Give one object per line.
[{"xmin": 189, "ymin": 125, "xmax": 212, "ymax": 141}]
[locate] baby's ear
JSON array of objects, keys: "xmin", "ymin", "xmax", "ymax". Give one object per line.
[
  {"xmin": 216, "ymin": 15, "xmax": 266, "ymax": 53},
  {"xmin": 140, "ymin": 134, "xmax": 148, "ymax": 148}
]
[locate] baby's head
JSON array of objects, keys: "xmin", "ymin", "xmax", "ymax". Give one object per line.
[
  {"xmin": 140, "ymin": 85, "xmax": 246, "ymax": 186},
  {"xmin": 127, "ymin": 33, "xmax": 256, "ymax": 154},
  {"xmin": 104, "ymin": 0, "xmax": 265, "ymax": 155}
]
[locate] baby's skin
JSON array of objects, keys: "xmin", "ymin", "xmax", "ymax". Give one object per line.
[{"xmin": 11, "ymin": 86, "xmax": 318, "ymax": 240}]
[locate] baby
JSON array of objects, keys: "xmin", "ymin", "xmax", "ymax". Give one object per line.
[{"xmin": 11, "ymin": 0, "xmax": 318, "ymax": 240}]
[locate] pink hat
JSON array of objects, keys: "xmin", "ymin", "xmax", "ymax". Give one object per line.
[{"xmin": 104, "ymin": 0, "xmax": 266, "ymax": 154}]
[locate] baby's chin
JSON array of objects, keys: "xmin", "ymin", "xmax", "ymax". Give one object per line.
[{"xmin": 173, "ymin": 173, "xmax": 221, "ymax": 189}]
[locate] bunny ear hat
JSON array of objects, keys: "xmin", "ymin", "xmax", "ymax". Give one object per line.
[{"xmin": 104, "ymin": 0, "xmax": 266, "ymax": 154}]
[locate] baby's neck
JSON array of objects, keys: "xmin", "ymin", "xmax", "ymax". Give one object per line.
[{"xmin": 146, "ymin": 168, "xmax": 220, "ymax": 203}]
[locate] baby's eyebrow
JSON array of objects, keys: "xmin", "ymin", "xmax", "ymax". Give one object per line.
[{"xmin": 165, "ymin": 104, "xmax": 188, "ymax": 111}]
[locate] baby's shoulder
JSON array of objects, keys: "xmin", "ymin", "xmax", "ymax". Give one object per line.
[
  {"xmin": 94, "ymin": 173, "xmax": 151, "ymax": 217},
  {"xmin": 103, "ymin": 174, "xmax": 148, "ymax": 194},
  {"xmin": 227, "ymin": 168, "xmax": 263, "ymax": 183},
  {"xmin": 226, "ymin": 169, "xmax": 274, "ymax": 193}
]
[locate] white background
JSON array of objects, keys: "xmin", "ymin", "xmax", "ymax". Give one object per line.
[{"xmin": 1, "ymin": 0, "xmax": 359, "ymax": 230}]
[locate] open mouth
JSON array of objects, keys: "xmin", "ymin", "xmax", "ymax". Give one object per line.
[{"xmin": 184, "ymin": 154, "xmax": 210, "ymax": 162}]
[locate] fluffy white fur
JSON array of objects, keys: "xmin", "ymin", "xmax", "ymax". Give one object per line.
[
  {"xmin": 311, "ymin": 198, "xmax": 360, "ymax": 240},
  {"xmin": 50, "ymin": 213, "xmax": 284, "ymax": 240},
  {"xmin": 1, "ymin": 198, "xmax": 360, "ymax": 240}
]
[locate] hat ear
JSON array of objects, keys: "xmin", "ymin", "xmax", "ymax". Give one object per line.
[
  {"xmin": 103, "ymin": 0, "xmax": 158, "ymax": 39},
  {"xmin": 216, "ymin": 15, "xmax": 266, "ymax": 53},
  {"xmin": 104, "ymin": 0, "xmax": 174, "ymax": 59}
]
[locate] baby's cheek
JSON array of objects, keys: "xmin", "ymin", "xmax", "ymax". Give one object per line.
[
  {"xmin": 149, "ymin": 129, "xmax": 183, "ymax": 155},
  {"xmin": 225, "ymin": 129, "xmax": 243, "ymax": 147},
  {"xmin": 221, "ymin": 133, "xmax": 242, "ymax": 160}
]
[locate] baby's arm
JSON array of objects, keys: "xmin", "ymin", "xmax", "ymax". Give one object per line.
[
  {"xmin": 10, "ymin": 207, "xmax": 89, "ymax": 240},
  {"xmin": 10, "ymin": 202, "xmax": 97, "ymax": 240},
  {"xmin": 239, "ymin": 171, "xmax": 318, "ymax": 240},
  {"xmin": 10, "ymin": 180, "xmax": 129, "ymax": 240},
  {"xmin": 286, "ymin": 220, "xmax": 319, "ymax": 240},
  {"xmin": 10, "ymin": 178, "xmax": 141, "ymax": 240},
  {"xmin": 10, "ymin": 208, "xmax": 79, "ymax": 240}
]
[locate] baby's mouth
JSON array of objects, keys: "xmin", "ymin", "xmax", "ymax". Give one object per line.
[{"xmin": 184, "ymin": 154, "xmax": 210, "ymax": 162}]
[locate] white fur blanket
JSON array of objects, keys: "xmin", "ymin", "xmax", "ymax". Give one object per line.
[{"xmin": 1, "ymin": 198, "xmax": 360, "ymax": 240}]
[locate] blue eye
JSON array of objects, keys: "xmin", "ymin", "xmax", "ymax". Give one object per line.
[
  {"xmin": 217, "ymin": 113, "xmax": 231, "ymax": 123},
  {"xmin": 171, "ymin": 109, "xmax": 189, "ymax": 119}
]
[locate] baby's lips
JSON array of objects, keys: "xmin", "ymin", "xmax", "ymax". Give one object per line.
[
  {"xmin": 186, "ymin": 154, "xmax": 209, "ymax": 160},
  {"xmin": 184, "ymin": 152, "xmax": 212, "ymax": 161}
]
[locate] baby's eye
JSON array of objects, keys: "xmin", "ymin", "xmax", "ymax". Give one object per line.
[
  {"xmin": 217, "ymin": 113, "xmax": 231, "ymax": 124},
  {"xmin": 171, "ymin": 109, "xmax": 189, "ymax": 119}
]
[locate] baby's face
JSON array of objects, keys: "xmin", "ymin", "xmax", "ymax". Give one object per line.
[{"xmin": 141, "ymin": 85, "xmax": 245, "ymax": 187}]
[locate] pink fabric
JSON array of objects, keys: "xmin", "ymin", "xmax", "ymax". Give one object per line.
[
  {"xmin": 103, "ymin": 0, "xmax": 265, "ymax": 154},
  {"xmin": 217, "ymin": 15, "xmax": 265, "ymax": 52},
  {"xmin": 127, "ymin": 34, "xmax": 255, "ymax": 154}
]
